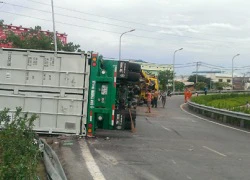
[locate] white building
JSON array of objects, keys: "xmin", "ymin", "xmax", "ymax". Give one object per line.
[
  {"xmin": 206, "ymin": 73, "xmax": 232, "ymax": 84},
  {"xmin": 129, "ymin": 60, "xmax": 172, "ymax": 76}
]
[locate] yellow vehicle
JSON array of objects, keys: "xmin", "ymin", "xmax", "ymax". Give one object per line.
[{"xmin": 139, "ymin": 70, "xmax": 159, "ymax": 104}]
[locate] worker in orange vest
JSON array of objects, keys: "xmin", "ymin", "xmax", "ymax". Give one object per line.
[
  {"xmin": 187, "ymin": 90, "xmax": 192, "ymax": 101},
  {"xmin": 184, "ymin": 88, "xmax": 192, "ymax": 103},
  {"xmin": 184, "ymin": 88, "xmax": 188, "ymax": 103}
]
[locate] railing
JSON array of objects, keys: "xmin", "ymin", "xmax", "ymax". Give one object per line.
[
  {"xmin": 187, "ymin": 101, "xmax": 250, "ymax": 128},
  {"xmin": 40, "ymin": 139, "xmax": 67, "ymax": 180},
  {"xmin": 172, "ymin": 90, "xmax": 250, "ymax": 96}
]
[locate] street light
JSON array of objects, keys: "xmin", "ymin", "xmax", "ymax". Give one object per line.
[
  {"xmin": 232, "ymin": 54, "xmax": 240, "ymax": 90},
  {"xmin": 173, "ymin": 48, "xmax": 183, "ymax": 93},
  {"xmin": 119, "ymin": 29, "xmax": 135, "ymax": 60}
]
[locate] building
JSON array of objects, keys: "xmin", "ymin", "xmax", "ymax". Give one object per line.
[
  {"xmin": 208, "ymin": 73, "xmax": 231, "ymax": 83},
  {"xmin": 129, "ymin": 60, "xmax": 173, "ymax": 76},
  {"xmin": 0, "ymin": 24, "xmax": 67, "ymax": 48},
  {"xmin": 193, "ymin": 71, "xmax": 250, "ymax": 90},
  {"xmin": 233, "ymin": 77, "xmax": 250, "ymax": 90}
]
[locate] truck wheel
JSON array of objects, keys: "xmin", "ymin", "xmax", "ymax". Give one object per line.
[
  {"xmin": 128, "ymin": 63, "xmax": 141, "ymax": 73},
  {"xmin": 127, "ymin": 72, "xmax": 140, "ymax": 82},
  {"xmin": 124, "ymin": 109, "xmax": 136, "ymax": 119},
  {"xmin": 133, "ymin": 85, "xmax": 141, "ymax": 95},
  {"xmin": 124, "ymin": 118, "xmax": 136, "ymax": 129},
  {"xmin": 123, "ymin": 109, "xmax": 136, "ymax": 130}
]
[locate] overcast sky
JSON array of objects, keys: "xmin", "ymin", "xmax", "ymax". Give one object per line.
[{"xmin": 1, "ymin": 0, "xmax": 250, "ymax": 75}]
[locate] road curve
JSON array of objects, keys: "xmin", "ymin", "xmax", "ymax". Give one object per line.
[{"xmin": 87, "ymin": 95, "xmax": 250, "ymax": 180}]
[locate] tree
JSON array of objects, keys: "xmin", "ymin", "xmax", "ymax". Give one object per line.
[
  {"xmin": 60, "ymin": 42, "xmax": 80, "ymax": 52},
  {"xmin": 175, "ymin": 81, "xmax": 185, "ymax": 91},
  {"xmin": 0, "ymin": 107, "xmax": 40, "ymax": 179},
  {"xmin": 195, "ymin": 82, "xmax": 207, "ymax": 90},
  {"xmin": 213, "ymin": 82, "xmax": 231, "ymax": 90},
  {"xmin": 188, "ymin": 75, "xmax": 212, "ymax": 89},
  {"xmin": 1, "ymin": 24, "xmax": 80, "ymax": 52},
  {"xmin": 158, "ymin": 70, "xmax": 173, "ymax": 91},
  {"xmin": 0, "ymin": 19, "xmax": 4, "ymax": 26}
]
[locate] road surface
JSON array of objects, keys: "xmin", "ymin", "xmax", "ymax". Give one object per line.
[{"xmin": 85, "ymin": 95, "xmax": 250, "ymax": 180}]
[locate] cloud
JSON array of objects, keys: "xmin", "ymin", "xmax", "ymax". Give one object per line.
[
  {"xmin": 199, "ymin": 23, "xmax": 241, "ymax": 31},
  {"xmin": 1, "ymin": 0, "xmax": 250, "ymax": 75}
]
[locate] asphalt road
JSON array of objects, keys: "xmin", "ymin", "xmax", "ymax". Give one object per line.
[{"xmin": 86, "ymin": 95, "xmax": 250, "ymax": 180}]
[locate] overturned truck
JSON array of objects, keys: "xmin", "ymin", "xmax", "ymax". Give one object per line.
[{"xmin": 0, "ymin": 48, "xmax": 141, "ymax": 136}]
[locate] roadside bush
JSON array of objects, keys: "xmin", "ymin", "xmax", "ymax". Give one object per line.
[
  {"xmin": 0, "ymin": 107, "xmax": 40, "ymax": 179},
  {"xmin": 191, "ymin": 93, "xmax": 250, "ymax": 114}
]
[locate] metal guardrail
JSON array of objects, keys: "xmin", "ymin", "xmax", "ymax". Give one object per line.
[
  {"xmin": 173, "ymin": 90, "xmax": 250, "ymax": 95},
  {"xmin": 187, "ymin": 101, "xmax": 250, "ymax": 121},
  {"xmin": 40, "ymin": 139, "xmax": 67, "ymax": 180}
]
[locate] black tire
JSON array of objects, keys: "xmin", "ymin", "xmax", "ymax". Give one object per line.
[
  {"xmin": 124, "ymin": 118, "xmax": 136, "ymax": 129},
  {"xmin": 133, "ymin": 85, "xmax": 141, "ymax": 95},
  {"xmin": 123, "ymin": 109, "xmax": 136, "ymax": 119},
  {"xmin": 122, "ymin": 109, "xmax": 136, "ymax": 130},
  {"xmin": 128, "ymin": 63, "xmax": 141, "ymax": 73},
  {"xmin": 127, "ymin": 72, "xmax": 140, "ymax": 82}
]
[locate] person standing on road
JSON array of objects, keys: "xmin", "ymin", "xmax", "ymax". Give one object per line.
[
  {"xmin": 204, "ymin": 87, "xmax": 208, "ymax": 95},
  {"xmin": 152, "ymin": 89, "xmax": 159, "ymax": 108},
  {"xmin": 184, "ymin": 88, "xmax": 188, "ymax": 103},
  {"xmin": 184, "ymin": 88, "xmax": 192, "ymax": 103},
  {"xmin": 167, "ymin": 90, "xmax": 172, "ymax": 97},
  {"xmin": 160, "ymin": 90, "xmax": 167, "ymax": 108},
  {"xmin": 146, "ymin": 90, "xmax": 152, "ymax": 113}
]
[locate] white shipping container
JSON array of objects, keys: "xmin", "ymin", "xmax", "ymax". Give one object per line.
[{"xmin": 0, "ymin": 48, "xmax": 90, "ymax": 135}]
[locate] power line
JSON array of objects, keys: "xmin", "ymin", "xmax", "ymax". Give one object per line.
[
  {"xmin": 2, "ymin": 2, "xmax": 152, "ymax": 33},
  {"xmin": 199, "ymin": 64, "xmax": 225, "ymax": 70},
  {"xmin": 0, "ymin": 11, "xmax": 120, "ymax": 34},
  {"xmin": 200, "ymin": 62, "xmax": 225, "ymax": 68},
  {"xmin": 22, "ymin": 0, "xmax": 154, "ymax": 27},
  {"xmin": 175, "ymin": 65, "xmax": 196, "ymax": 68},
  {"xmin": 2, "ymin": 10, "xmax": 233, "ymax": 46},
  {"xmin": 2, "ymin": 1, "xmax": 235, "ymax": 44},
  {"xmin": 17, "ymin": 0, "xmax": 244, "ymax": 42}
]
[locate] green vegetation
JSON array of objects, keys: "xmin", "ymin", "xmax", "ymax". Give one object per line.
[
  {"xmin": 174, "ymin": 81, "xmax": 185, "ymax": 92},
  {"xmin": 213, "ymin": 82, "xmax": 231, "ymax": 90},
  {"xmin": 0, "ymin": 20, "xmax": 81, "ymax": 52},
  {"xmin": 195, "ymin": 82, "xmax": 207, "ymax": 91},
  {"xmin": 158, "ymin": 70, "xmax": 184, "ymax": 91},
  {"xmin": 0, "ymin": 107, "xmax": 41, "ymax": 179},
  {"xmin": 158, "ymin": 70, "xmax": 173, "ymax": 91},
  {"xmin": 188, "ymin": 75, "xmax": 211, "ymax": 89},
  {"xmin": 192, "ymin": 93, "xmax": 250, "ymax": 114}
]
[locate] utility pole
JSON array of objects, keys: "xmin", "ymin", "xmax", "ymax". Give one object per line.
[
  {"xmin": 232, "ymin": 54, "xmax": 240, "ymax": 90},
  {"xmin": 51, "ymin": 0, "xmax": 57, "ymax": 52},
  {"xmin": 195, "ymin": 62, "xmax": 198, "ymax": 83},
  {"xmin": 195, "ymin": 61, "xmax": 200, "ymax": 83}
]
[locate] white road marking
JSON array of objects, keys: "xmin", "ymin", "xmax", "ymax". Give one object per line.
[
  {"xmin": 171, "ymin": 159, "xmax": 177, "ymax": 164},
  {"xmin": 161, "ymin": 125, "xmax": 171, "ymax": 131},
  {"xmin": 202, "ymin": 146, "xmax": 227, "ymax": 157},
  {"xmin": 187, "ymin": 175, "xmax": 192, "ymax": 179},
  {"xmin": 95, "ymin": 149, "xmax": 118, "ymax": 165},
  {"xmin": 80, "ymin": 140, "xmax": 106, "ymax": 180},
  {"xmin": 180, "ymin": 104, "xmax": 250, "ymax": 134}
]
